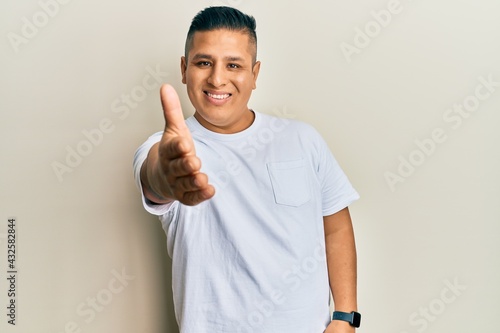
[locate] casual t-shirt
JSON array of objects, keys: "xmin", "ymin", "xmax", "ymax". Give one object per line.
[{"xmin": 133, "ymin": 111, "xmax": 359, "ymax": 333}]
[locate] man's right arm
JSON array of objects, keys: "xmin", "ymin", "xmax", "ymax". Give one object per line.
[{"xmin": 139, "ymin": 84, "xmax": 215, "ymax": 206}]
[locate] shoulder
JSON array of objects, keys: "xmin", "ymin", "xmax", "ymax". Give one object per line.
[
  {"xmin": 258, "ymin": 114, "xmax": 326, "ymax": 152},
  {"xmin": 255, "ymin": 112, "xmax": 330, "ymax": 160}
]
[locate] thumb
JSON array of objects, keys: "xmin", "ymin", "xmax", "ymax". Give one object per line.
[{"xmin": 160, "ymin": 84, "xmax": 187, "ymax": 133}]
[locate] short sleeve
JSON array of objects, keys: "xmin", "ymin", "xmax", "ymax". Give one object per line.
[{"xmin": 314, "ymin": 131, "xmax": 359, "ymax": 216}]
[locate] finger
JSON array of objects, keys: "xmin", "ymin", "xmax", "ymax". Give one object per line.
[
  {"xmin": 172, "ymin": 173, "xmax": 210, "ymax": 194},
  {"xmin": 167, "ymin": 155, "xmax": 202, "ymax": 177},
  {"xmin": 180, "ymin": 185, "xmax": 216, "ymax": 206},
  {"xmin": 159, "ymin": 136, "xmax": 192, "ymax": 160},
  {"xmin": 160, "ymin": 84, "xmax": 187, "ymax": 133}
]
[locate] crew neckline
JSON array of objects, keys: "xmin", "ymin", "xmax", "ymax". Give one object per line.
[{"xmin": 186, "ymin": 110, "xmax": 262, "ymax": 141}]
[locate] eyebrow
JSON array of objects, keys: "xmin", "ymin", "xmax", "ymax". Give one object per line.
[{"xmin": 191, "ymin": 54, "xmax": 244, "ymax": 62}]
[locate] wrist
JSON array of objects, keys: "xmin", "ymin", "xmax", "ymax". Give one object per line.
[
  {"xmin": 326, "ymin": 319, "xmax": 356, "ymax": 333},
  {"xmin": 331, "ymin": 310, "xmax": 361, "ymax": 328}
]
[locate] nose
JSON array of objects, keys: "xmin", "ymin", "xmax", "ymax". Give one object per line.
[{"xmin": 207, "ymin": 63, "xmax": 226, "ymax": 88}]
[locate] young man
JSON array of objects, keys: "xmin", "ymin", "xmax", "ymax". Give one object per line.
[{"xmin": 134, "ymin": 6, "xmax": 361, "ymax": 333}]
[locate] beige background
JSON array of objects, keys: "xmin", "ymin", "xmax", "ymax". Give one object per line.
[{"xmin": 1, "ymin": 0, "xmax": 499, "ymax": 332}]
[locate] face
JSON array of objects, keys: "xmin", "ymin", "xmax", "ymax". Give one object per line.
[{"xmin": 181, "ymin": 29, "xmax": 261, "ymax": 134}]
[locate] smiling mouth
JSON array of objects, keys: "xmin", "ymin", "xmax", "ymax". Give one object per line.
[{"xmin": 204, "ymin": 91, "xmax": 232, "ymax": 100}]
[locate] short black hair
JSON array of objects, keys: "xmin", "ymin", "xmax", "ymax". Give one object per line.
[{"xmin": 184, "ymin": 6, "xmax": 257, "ymax": 63}]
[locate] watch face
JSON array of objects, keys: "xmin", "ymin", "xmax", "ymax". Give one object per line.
[{"xmin": 352, "ymin": 312, "xmax": 361, "ymax": 328}]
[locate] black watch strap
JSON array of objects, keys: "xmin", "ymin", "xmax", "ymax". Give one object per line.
[{"xmin": 332, "ymin": 311, "xmax": 361, "ymax": 328}]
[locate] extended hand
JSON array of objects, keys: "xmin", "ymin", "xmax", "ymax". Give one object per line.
[{"xmin": 152, "ymin": 84, "xmax": 215, "ymax": 205}]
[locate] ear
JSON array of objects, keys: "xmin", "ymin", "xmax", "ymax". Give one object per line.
[
  {"xmin": 181, "ymin": 56, "xmax": 187, "ymax": 84},
  {"xmin": 252, "ymin": 61, "xmax": 261, "ymax": 90}
]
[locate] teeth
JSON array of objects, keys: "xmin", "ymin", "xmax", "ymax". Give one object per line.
[{"xmin": 207, "ymin": 92, "xmax": 230, "ymax": 100}]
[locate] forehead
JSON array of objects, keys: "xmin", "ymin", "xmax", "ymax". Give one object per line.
[{"xmin": 188, "ymin": 29, "xmax": 254, "ymax": 61}]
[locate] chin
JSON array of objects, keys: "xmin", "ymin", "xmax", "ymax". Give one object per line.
[{"xmin": 199, "ymin": 110, "xmax": 232, "ymax": 124}]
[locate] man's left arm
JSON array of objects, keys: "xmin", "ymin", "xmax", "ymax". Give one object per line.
[{"xmin": 323, "ymin": 207, "xmax": 358, "ymax": 333}]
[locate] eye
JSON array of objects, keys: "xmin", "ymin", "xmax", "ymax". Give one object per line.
[
  {"xmin": 228, "ymin": 63, "xmax": 240, "ymax": 69},
  {"xmin": 196, "ymin": 61, "xmax": 211, "ymax": 67}
]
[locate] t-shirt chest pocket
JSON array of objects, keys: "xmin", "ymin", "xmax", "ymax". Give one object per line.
[{"xmin": 266, "ymin": 159, "xmax": 311, "ymax": 207}]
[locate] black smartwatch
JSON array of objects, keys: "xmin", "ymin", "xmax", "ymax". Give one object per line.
[{"xmin": 332, "ymin": 311, "xmax": 361, "ymax": 328}]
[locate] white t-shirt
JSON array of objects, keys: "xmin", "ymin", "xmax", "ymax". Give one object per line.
[{"xmin": 133, "ymin": 111, "xmax": 359, "ymax": 333}]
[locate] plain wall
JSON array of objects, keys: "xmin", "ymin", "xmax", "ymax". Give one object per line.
[{"xmin": 1, "ymin": 0, "xmax": 499, "ymax": 332}]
